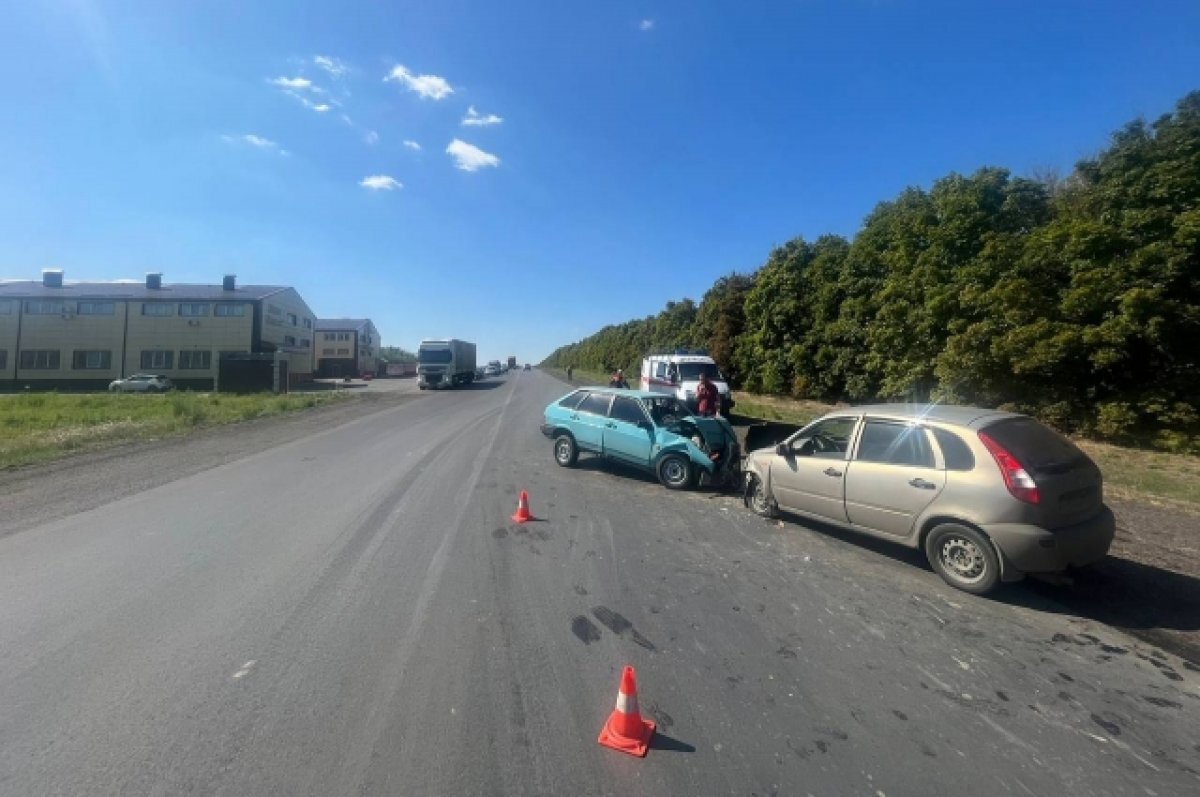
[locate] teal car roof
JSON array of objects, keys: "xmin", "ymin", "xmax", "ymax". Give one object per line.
[{"xmin": 569, "ymin": 387, "xmax": 662, "ymax": 399}]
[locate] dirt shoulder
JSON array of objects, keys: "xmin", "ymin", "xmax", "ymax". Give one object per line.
[{"xmin": 0, "ymin": 390, "xmax": 421, "ymax": 538}]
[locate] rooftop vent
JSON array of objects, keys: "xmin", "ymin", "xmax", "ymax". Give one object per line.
[
  {"xmin": 146, "ymin": 272, "xmax": 163, "ymax": 290},
  {"xmin": 223, "ymin": 274, "xmax": 237, "ymax": 291},
  {"xmin": 42, "ymin": 269, "xmax": 64, "ymax": 288}
]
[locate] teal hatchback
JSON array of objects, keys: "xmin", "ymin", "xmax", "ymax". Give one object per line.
[{"xmin": 541, "ymin": 387, "xmax": 741, "ymax": 489}]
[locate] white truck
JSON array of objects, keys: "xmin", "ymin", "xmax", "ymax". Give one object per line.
[
  {"xmin": 417, "ymin": 339, "xmax": 477, "ymax": 389},
  {"xmin": 640, "ymin": 350, "xmax": 734, "ymax": 414}
]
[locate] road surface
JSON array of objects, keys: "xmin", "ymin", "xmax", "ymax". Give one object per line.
[{"xmin": 1, "ymin": 371, "xmax": 1197, "ymax": 796}]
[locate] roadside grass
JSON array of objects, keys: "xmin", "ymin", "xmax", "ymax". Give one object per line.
[
  {"xmin": 542, "ymin": 366, "xmax": 609, "ymax": 387},
  {"xmin": 731, "ymin": 391, "xmax": 1198, "ymax": 511},
  {"xmin": 0, "ymin": 391, "xmax": 350, "ymax": 470}
]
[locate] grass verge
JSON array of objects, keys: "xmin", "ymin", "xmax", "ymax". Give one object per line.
[{"xmin": 0, "ymin": 391, "xmax": 351, "ymax": 470}]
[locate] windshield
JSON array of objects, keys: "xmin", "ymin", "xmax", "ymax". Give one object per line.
[
  {"xmin": 643, "ymin": 396, "xmax": 693, "ymax": 426},
  {"xmin": 678, "ymin": 362, "xmax": 722, "ymax": 381},
  {"xmin": 418, "ymin": 349, "xmax": 452, "ymax": 364}
]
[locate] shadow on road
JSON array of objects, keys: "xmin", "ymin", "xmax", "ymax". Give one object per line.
[
  {"xmin": 1006, "ymin": 557, "xmax": 1200, "ymax": 662},
  {"xmin": 766, "ymin": 511, "xmax": 1200, "ymax": 663},
  {"xmin": 649, "ymin": 732, "xmax": 696, "ymax": 754},
  {"xmin": 572, "ymin": 457, "xmax": 659, "ymax": 485},
  {"xmin": 461, "ymin": 380, "xmax": 506, "ymax": 391}
]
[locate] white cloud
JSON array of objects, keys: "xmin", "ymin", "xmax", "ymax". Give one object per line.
[
  {"xmin": 384, "ymin": 64, "xmax": 454, "ymax": 100},
  {"xmin": 365, "ymin": 130, "xmax": 379, "ymax": 145},
  {"xmin": 311, "ymin": 103, "xmax": 331, "ymax": 113},
  {"xmin": 446, "ymin": 138, "xmax": 500, "ymax": 172},
  {"xmin": 313, "ymin": 55, "xmax": 348, "ymax": 78},
  {"xmin": 462, "ymin": 105, "xmax": 503, "ymax": 127},
  {"xmin": 403, "ymin": 140, "xmax": 422, "ymax": 151},
  {"xmin": 640, "ymin": 19, "xmax": 655, "ymax": 31},
  {"xmin": 359, "ymin": 175, "xmax": 403, "ymax": 191},
  {"xmin": 270, "ymin": 76, "xmax": 312, "ymax": 90},
  {"xmin": 223, "ymin": 133, "xmax": 288, "ymax": 156}
]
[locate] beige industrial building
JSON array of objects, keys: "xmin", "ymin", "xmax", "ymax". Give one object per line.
[
  {"xmin": 314, "ymin": 318, "xmax": 380, "ymax": 379},
  {"xmin": 0, "ymin": 270, "xmax": 317, "ymax": 390}
]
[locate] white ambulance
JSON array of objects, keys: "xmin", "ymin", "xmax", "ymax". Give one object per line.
[{"xmin": 640, "ymin": 350, "xmax": 734, "ymax": 414}]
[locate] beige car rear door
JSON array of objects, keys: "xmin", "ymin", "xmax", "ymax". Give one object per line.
[
  {"xmin": 770, "ymin": 416, "xmax": 858, "ymax": 523},
  {"xmin": 844, "ymin": 419, "xmax": 945, "ymax": 537}
]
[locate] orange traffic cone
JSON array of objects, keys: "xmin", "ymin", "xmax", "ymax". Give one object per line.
[
  {"xmin": 511, "ymin": 490, "xmax": 533, "ymax": 523},
  {"xmin": 598, "ymin": 665, "xmax": 655, "ymax": 757}
]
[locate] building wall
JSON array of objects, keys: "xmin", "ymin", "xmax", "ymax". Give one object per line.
[
  {"xmin": 259, "ymin": 288, "xmax": 316, "ymax": 381},
  {"xmin": 0, "ymin": 298, "xmax": 19, "ymax": 381},
  {"xmin": 14, "ymin": 299, "xmax": 129, "ymax": 383},
  {"xmin": 358, "ymin": 321, "xmax": 379, "ymax": 376},
  {"xmin": 125, "ymin": 298, "xmax": 254, "ymax": 386}
]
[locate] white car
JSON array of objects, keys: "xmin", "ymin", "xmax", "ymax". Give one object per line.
[
  {"xmin": 108, "ymin": 374, "xmax": 173, "ymax": 393},
  {"xmin": 484, "ymin": 364, "xmax": 501, "ymax": 376}
]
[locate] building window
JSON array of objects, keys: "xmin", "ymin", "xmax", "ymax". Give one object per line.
[
  {"xmin": 267, "ymin": 304, "xmax": 282, "ymax": 316},
  {"xmin": 337, "ymin": 348, "xmax": 350, "ymax": 355},
  {"xmin": 20, "ymin": 350, "xmax": 60, "ymax": 369},
  {"xmin": 0, "ymin": 301, "xmax": 12, "ymax": 315},
  {"xmin": 72, "ymin": 350, "xmax": 112, "ymax": 370},
  {"xmin": 77, "ymin": 301, "xmax": 115, "ymax": 315},
  {"xmin": 214, "ymin": 303, "xmax": 245, "ymax": 317},
  {"xmin": 287, "ymin": 312, "xmax": 297, "ymax": 326},
  {"xmin": 284, "ymin": 335, "xmax": 297, "ymax": 346},
  {"xmin": 178, "ymin": 351, "xmax": 212, "ymax": 370},
  {"xmin": 23, "ymin": 299, "xmax": 65, "ymax": 315},
  {"xmin": 303, "ymin": 318, "xmax": 312, "ymax": 329},
  {"xmin": 322, "ymin": 348, "xmax": 335, "ymax": 355},
  {"xmin": 339, "ymin": 332, "xmax": 351, "ymax": 342},
  {"xmin": 300, "ymin": 338, "xmax": 310, "ymax": 348},
  {"xmin": 142, "ymin": 303, "xmax": 174, "ymax": 317},
  {"xmin": 0, "ymin": 350, "xmax": 7, "ymax": 369},
  {"xmin": 179, "ymin": 302, "xmax": 209, "ymax": 317},
  {"xmin": 140, "ymin": 350, "xmax": 174, "ymax": 369}
]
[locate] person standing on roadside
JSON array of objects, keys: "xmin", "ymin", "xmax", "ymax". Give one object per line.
[
  {"xmin": 695, "ymin": 372, "xmax": 719, "ymax": 417},
  {"xmin": 567, "ymin": 365, "xmax": 574, "ymax": 382},
  {"xmin": 609, "ymin": 369, "xmax": 629, "ymax": 389}
]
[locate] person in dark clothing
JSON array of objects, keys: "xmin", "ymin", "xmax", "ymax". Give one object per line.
[
  {"xmin": 695, "ymin": 372, "xmax": 719, "ymax": 416},
  {"xmin": 609, "ymin": 369, "xmax": 629, "ymax": 389},
  {"xmin": 566, "ymin": 365, "xmax": 574, "ymax": 381}
]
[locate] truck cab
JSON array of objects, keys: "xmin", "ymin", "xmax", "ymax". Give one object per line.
[{"xmin": 640, "ymin": 350, "xmax": 734, "ymax": 414}]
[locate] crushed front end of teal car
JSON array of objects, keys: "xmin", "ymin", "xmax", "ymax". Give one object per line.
[{"xmin": 540, "ymin": 387, "xmax": 741, "ymax": 490}]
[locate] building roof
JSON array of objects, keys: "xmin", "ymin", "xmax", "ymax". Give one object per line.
[
  {"xmin": 316, "ymin": 318, "xmax": 373, "ymax": 332},
  {"xmin": 0, "ymin": 280, "xmax": 288, "ymax": 302}
]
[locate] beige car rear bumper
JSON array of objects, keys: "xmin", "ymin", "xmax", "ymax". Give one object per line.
[{"xmin": 984, "ymin": 505, "xmax": 1116, "ymax": 575}]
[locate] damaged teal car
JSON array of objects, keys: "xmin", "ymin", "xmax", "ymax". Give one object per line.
[{"xmin": 541, "ymin": 387, "xmax": 741, "ymax": 489}]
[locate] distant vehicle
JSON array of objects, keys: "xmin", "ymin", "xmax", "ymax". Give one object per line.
[
  {"xmin": 361, "ymin": 372, "xmax": 374, "ymax": 381},
  {"xmin": 507, "ymin": 356, "xmax": 518, "ymax": 370},
  {"xmin": 641, "ymin": 349, "xmax": 733, "ymax": 414},
  {"xmin": 417, "ymin": 339, "xmax": 477, "ymax": 390},
  {"xmin": 108, "ymin": 374, "xmax": 173, "ymax": 393},
  {"xmin": 742, "ymin": 405, "xmax": 1115, "ymax": 595},
  {"xmin": 384, "ymin": 362, "xmax": 417, "ymax": 377},
  {"xmin": 475, "ymin": 367, "xmax": 487, "ymax": 380},
  {"xmin": 541, "ymin": 387, "xmax": 740, "ymax": 490},
  {"xmin": 523, "ymin": 363, "xmax": 531, "ymax": 371},
  {"xmin": 484, "ymin": 364, "xmax": 501, "ymax": 376}
]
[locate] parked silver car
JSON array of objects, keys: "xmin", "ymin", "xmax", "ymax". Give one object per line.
[
  {"xmin": 742, "ymin": 404, "xmax": 1115, "ymax": 594},
  {"xmin": 108, "ymin": 374, "xmax": 173, "ymax": 393}
]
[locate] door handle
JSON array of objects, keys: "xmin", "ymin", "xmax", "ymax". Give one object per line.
[
  {"xmin": 909, "ymin": 478, "xmax": 936, "ymax": 490},
  {"xmin": 823, "ymin": 467, "xmax": 843, "ymax": 478}
]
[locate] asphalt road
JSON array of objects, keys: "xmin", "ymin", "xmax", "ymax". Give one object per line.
[{"xmin": 0, "ymin": 371, "xmax": 1197, "ymax": 796}]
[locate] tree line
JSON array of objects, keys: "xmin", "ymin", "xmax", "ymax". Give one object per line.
[{"xmin": 542, "ymin": 91, "xmax": 1200, "ymax": 451}]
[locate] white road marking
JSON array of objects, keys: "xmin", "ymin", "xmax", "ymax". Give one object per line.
[{"xmin": 232, "ymin": 660, "xmax": 257, "ymax": 679}]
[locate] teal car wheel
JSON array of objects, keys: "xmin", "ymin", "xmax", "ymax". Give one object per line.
[
  {"xmin": 657, "ymin": 454, "xmax": 695, "ymax": 490},
  {"xmin": 554, "ymin": 434, "xmax": 578, "ymax": 467}
]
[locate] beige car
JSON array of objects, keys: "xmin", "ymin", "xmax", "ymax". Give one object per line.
[{"xmin": 742, "ymin": 405, "xmax": 1115, "ymax": 594}]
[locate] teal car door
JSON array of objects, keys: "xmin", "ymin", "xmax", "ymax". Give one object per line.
[
  {"xmin": 603, "ymin": 395, "xmax": 655, "ymax": 466},
  {"xmin": 570, "ymin": 391, "xmax": 613, "ymax": 453}
]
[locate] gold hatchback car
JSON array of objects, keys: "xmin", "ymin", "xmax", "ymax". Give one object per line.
[{"xmin": 742, "ymin": 405, "xmax": 1115, "ymax": 595}]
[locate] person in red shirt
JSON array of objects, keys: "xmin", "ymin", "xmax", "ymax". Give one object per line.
[{"xmin": 695, "ymin": 372, "xmax": 719, "ymax": 416}]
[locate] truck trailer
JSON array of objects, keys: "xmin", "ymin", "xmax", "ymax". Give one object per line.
[{"xmin": 417, "ymin": 339, "xmax": 477, "ymax": 389}]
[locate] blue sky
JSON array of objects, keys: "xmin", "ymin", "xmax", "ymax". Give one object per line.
[{"xmin": 2, "ymin": 1, "xmax": 1198, "ymax": 364}]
